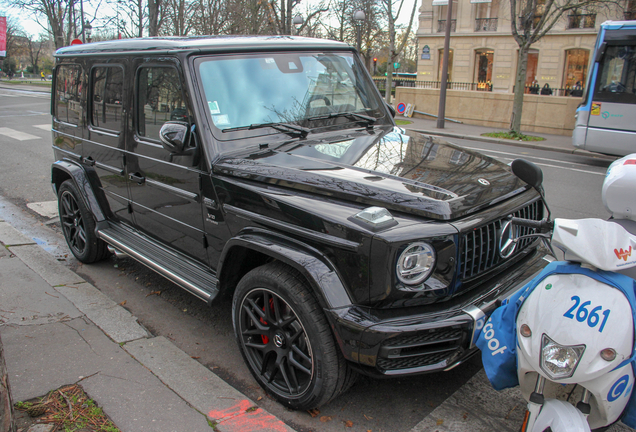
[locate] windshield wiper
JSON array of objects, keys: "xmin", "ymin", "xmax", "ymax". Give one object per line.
[
  {"xmin": 222, "ymin": 122, "xmax": 309, "ymax": 138},
  {"xmin": 306, "ymin": 111, "xmax": 376, "ymax": 127}
]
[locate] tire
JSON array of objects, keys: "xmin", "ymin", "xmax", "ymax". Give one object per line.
[
  {"xmin": 58, "ymin": 180, "xmax": 109, "ymax": 263},
  {"xmin": 232, "ymin": 261, "xmax": 356, "ymax": 410}
]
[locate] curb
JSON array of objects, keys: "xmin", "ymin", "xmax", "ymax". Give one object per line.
[
  {"xmin": 0, "ymin": 83, "xmax": 51, "ymax": 94},
  {"xmin": 407, "ymin": 128, "xmax": 619, "ymax": 161}
]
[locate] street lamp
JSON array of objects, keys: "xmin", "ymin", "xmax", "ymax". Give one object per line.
[
  {"xmin": 292, "ymin": 15, "xmax": 303, "ymax": 36},
  {"xmin": 353, "ymin": 10, "xmax": 365, "ymax": 53},
  {"xmin": 85, "ymin": 21, "xmax": 92, "ymax": 43}
]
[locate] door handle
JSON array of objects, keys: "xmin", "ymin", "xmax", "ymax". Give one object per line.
[{"xmin": 129, "ymin": 173, "xmax": 146, "ymax": 184}]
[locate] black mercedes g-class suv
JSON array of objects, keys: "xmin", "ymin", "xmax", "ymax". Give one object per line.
[{"xmin": 51, "ymin": 36, "xmax": 549, "ymax": 410}]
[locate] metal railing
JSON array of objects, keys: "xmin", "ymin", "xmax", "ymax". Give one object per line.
[
  {"xmin": 373, "ymin": 78, "xmax": 493, "ymax": 93},
  {"xmin": 475, "ymin": 18, "xmax": 498, "ymax": 31},
  {"xmin": 523, "ymin": 84, "xmax": 585, "ymax": 97},
  {"xmin": 567, "ymin": 13, "xmax": 596, "ymax": 29},
  {"xmin": 437, "ymin": 19, "xmax": 457, "ymax": 33}
]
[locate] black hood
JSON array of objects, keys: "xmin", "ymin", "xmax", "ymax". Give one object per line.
[{"xmin": 213, "ymin": 127, "xmax": 528, "ymax": 220}]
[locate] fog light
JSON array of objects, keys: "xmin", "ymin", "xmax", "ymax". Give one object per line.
[
  {"xmin": 601, "ymin": 348, "xmax": 617, "ymax": 362},
  {"xmin": 519, "ymin": 324, "xmax": 532, "ymax": 338}
]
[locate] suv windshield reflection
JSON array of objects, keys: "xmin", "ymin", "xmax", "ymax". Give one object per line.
[{"xmin": 197, "ymin": 51, "xmax": 382, "ymax": 137}]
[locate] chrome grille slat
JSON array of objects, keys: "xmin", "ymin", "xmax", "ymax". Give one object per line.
[{"xmin": 459, "ymin": 201, "xmax": 542, "ymax": 280}]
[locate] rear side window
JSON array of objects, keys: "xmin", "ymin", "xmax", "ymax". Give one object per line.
[
  {"xmin": 137, "ymin": 66, "xmax": 189, "ymax": 141},
  {"xmin": 91, "ymin": 66, "xmax": 124, "ymax": 132},
  {"xmin": 55, "ymin": 65, "xmax": 82, "ymax": 125}
]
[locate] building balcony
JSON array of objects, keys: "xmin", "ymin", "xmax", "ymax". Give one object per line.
[
  {"xmin": 437, "ymin": 19, "xmax": 457, "ymax": 33},
  {"xmin": 475, "ymin": 18, "xmax": 498, "ymax": 31},
  {"xmin": 567, "ymin": 13, "xmax": 596, "ymax": 29}
]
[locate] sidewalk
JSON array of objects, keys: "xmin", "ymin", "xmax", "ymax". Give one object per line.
[
  {"xmin": 0, "ymin": 218, "xmax": 295, "ymax": 432},
  {"xmin": 399, "ymin": 113, "xmax": 617, "ymax": 160}
]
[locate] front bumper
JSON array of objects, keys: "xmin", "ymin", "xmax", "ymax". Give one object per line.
[{"xmin": 326, "ymin": 248, "xmax": 552, "ymax": 377}]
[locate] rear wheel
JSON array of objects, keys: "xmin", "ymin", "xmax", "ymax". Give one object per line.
[
  {"xmin": 58, "ymin": 180, "xmax": 109, "ymax": 263},
  {"xmin": 232, "ymin": 262, "xmax": 356, "ymax": 410}
]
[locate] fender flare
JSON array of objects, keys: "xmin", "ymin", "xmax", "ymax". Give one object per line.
[
  {"xmin": 51, "ymin": 160, "xmax": 107, "ymax": 222},
  {"xmin": 531, "ymin": 399, "xmax": 591, "ymax": 432},
  {"xmin": 217, "ymin": 228, "xmax": 353, "ymax": 310}
]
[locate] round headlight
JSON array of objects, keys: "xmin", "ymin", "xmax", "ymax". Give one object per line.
[{"xmin": 396, "ymin": 242, "xmax": 436, "ymax": 285}]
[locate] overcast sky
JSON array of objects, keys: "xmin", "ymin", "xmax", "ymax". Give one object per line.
[{"xmin": 11, "ymin": 0, "xmax": 419, "ymax": 39}]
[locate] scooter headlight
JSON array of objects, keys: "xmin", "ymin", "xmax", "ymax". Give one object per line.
[{"xmin": 540, "ymin": 334, "xmax": 586, "ymax": 380}]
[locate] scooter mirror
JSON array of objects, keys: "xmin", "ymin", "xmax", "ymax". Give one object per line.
[{"xmin": 511, "ymin": 159, "xmax": 543, "ymax": 190}]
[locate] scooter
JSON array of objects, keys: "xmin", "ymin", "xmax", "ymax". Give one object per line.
[{"xmin": 476, "ymin": 155, "xmax": 636, "ymax": 432}]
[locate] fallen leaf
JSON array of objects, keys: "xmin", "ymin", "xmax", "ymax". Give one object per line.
[
  {"xmin": 146, "ymin": 290, "xmax": 161, "ymax": 297},
  {"xmin": 463, "ymin": 412, "xmax": 468, "ymax": 419},
  {"xmin": 119, "ymin": 300, "xmax": 127, "ymax": 306},
  {"xmin": 363, "ymin": 414, "xmax": 373, "ymax": 420},
  {"xmin": 257, "ymin": 396, "xmax": 262, "ymax": 401},
  {"xmin": 320, "ymin": 416, "xmax": 332, "ymax": 423},
  {"xmin": 344, "ymin": 420, "xmax": 353, "ymax": 427},
  {"xmin": 436, "ymin": 419, "xmax": 444, "ymax": 426},
  {"xmin": 307, "ymin": 409, "xmax": 320, "ymax": 418},
  {"xmin": 191, "ymin": 356, "xmax": 200, "ymax": 359}
]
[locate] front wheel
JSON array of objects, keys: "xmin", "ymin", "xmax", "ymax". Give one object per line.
[{"xmin": 232, "ymin": 262, "xmax": 356, "ymax": 410}]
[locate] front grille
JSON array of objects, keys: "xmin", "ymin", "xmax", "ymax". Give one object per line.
[
  {"xmin": 376, "ymin": 327, "xmax": 465, "ymax": 372},
  {"xmin": 459, "ymin": 200, "xmax": 543, "ymax": 280}
]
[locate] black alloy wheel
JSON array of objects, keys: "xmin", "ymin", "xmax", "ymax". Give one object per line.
[
  {"xmin": 58, "ymin": 180, "xmax": 109, "ymax": 263},
  {"xmin": 232, "ymin": 262, "xmax": 356, "ymax": 410}
]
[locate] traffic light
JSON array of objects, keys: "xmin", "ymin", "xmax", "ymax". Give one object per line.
[
  {"xmin": 373, "ymin": 58, "xmax": 377, "ymax": 75},
  {"xmin": 373, "ymin": 58, "xmax": 377, "ymax": 66}
]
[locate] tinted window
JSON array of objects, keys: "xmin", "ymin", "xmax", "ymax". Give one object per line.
[
  {"xmin": 91, "ymin": 66, "xmax": 124, "ymax": 131},
  {"xmin": 55, "ymin": 65, "xmax": 82, "ymax": 125},
  {"xmin": 137, "ymin": 67, "xmax": 189, "ymax": 141},
  {"xmin": 594, "ymin": 45, "xmax": 636, "ymax": 104}
]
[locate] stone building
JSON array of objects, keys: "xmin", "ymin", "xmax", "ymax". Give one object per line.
[{"xmin": 415, "ymin": 0, "xmax": 634, "ymax": 93}]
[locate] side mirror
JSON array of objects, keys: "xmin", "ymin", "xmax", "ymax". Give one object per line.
[
  {"xmin": 386, "ymin": 102, "xmax": 396, "ymax": 118},
  {"xmin": 511, "ymin": 159, "xmax": 543, "ymax": 190},
  {"xmin": 160, "ymin": 121, "xmax": 190, "ymax": 154}
]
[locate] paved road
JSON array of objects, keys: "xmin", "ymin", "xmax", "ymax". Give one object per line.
[{"xmin": 0, "ymin": 86, "xmax": 615, "ymax": 431}]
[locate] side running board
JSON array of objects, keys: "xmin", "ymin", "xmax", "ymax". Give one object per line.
[{"xmin": 97, "ymin": 223, "xmax": 218, "ymax": 303}]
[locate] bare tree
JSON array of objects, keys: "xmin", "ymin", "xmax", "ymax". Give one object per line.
[
  {"xmin": 162, "ymin": 0, "xmax": 195, "ymax": 35},
  {"xmin": 507, "ymin": 0, "xmax": 621, "ymax": 133},
  {"xmin": 382, "ymin": 0, "xmax": 418, "ymax": 103},
  {"xmin": 148, "ymin": 0, "xmax": 162, "ymax": 35},
  {"xmin": 26, "ymin": 35, "xmax": 46, "ymax": 74}
]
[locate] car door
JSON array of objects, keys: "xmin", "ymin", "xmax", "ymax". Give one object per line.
[
  {"xmin": 84, "ymin": 61, "xmax": 134, "ymax": 226},
  {"xmin": 127, "ymin": 59, "xmax": 208, "ymax": 264}
]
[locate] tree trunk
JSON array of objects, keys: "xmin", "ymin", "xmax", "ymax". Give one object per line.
[
  {"xmin": 0, "ymin": 333, "xmax": 16, "ymax": 432},
  {"xmin": 385, "ymin": 7, "xmax": 395, "ymax": 103},
  {"xmin": 510, "ymin": 44, "xmax": 530, "ymax": 133},
  {"xmin": 149, "ymin": 0, "xmax": 161, "ymax": 36}
]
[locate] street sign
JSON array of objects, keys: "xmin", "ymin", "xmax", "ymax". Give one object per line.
[{"xmin": 394, "ymin": 62, "xmax": 400, "ymax": 69}]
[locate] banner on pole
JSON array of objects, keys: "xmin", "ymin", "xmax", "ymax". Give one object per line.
[{"xmin": 0, "ymin": 17, "xmax": 6, "ymax": 57}]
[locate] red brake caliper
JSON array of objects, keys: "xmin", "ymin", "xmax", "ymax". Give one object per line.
[{"xmin": 260, "ymin": 298, "xmax": 275, "ymax": 344}]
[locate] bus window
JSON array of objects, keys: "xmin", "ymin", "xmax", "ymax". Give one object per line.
[{"xmin": 594, "ymin": 45, "xmax": 636, "ymax": 104}]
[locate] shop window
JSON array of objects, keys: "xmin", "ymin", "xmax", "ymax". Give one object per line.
[
  {"xmin": 525, "ymin": 50, "xmax": 539, "ymax": 90},
  {"xmin": 438, "ymin": 49, "xmax": 454, "ymax": 82},
  {"xmin": 474, "ymin": 49, "xmax": 494, "ymax": 90},
  {"xmin": 563, "ymin": 49, "xmax": 589, "ymax": 91}
]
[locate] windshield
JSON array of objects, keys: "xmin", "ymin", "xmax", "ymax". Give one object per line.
[
  {"xmin": 196, "ymin": 51, "xmax": 384, "ymax": 139},
  {"xmin": 594, "ymin": 44, "xmax": 636, "ymax": 105}
]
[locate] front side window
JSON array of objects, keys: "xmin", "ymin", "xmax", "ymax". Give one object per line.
[
  {"xmin": 594, "ymin": 45, "xmax": 636, "ymax": 104},
  {"xmin": 137, "ymin": 66, "xmax": 189, "ymax": 141},
  {"xmin": 55, "ymin": 65, "xmax": 82, "ymax": 125},
  {"xmin": 196, "ymin": 51, "xmax": 383, "ymax": 145},
  {"xmin": 91, "ymin": 66, "xmax": 124, "ymax": 132}
]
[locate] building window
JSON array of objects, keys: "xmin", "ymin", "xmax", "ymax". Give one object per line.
[
  {"xmin": 518, "ymin": 0, "xmax": 545, "ymax": 29},
  {"xmin": 567, "ymin": 12, "xmax": 596, "ymax": 29},
  {"xmin": 475, "ymin": 0, "xmax": 499, "ymax": 32},
  {"xmin": 563, "ymin": 49, "xmax": 589, "ymax": 90},
  {"xmin": 438, "ymin": 48, "xmax": 454, "ymax": 82},
  {"xmin": 474, "ymin": 49, "xmax": 494, "ymax": 90},
  {"xmin": 625, "ymin": 0, "xmax": 636, "ymax": 20},
  {"xmin": 435, "ymin": 1, "xmax": 457, "ymax": 33}
]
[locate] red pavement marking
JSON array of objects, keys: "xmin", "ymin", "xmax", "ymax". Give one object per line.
[{"xmin": 208, "ymin": 399, "xmax": 289, "ymax": 432}]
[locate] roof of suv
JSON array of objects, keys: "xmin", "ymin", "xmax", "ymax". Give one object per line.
[{"xmin": 55, "ymin": 35, "xmax": 351, "ymax": 57}]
